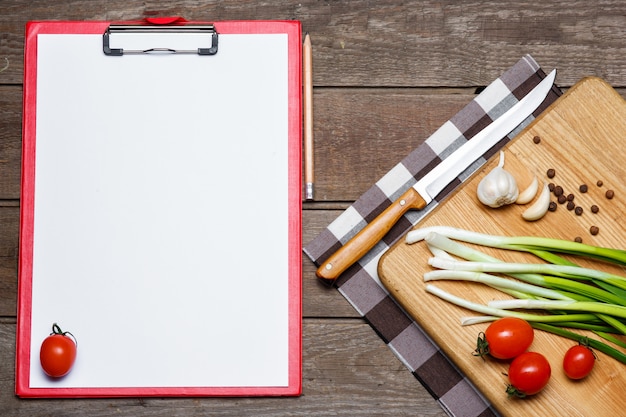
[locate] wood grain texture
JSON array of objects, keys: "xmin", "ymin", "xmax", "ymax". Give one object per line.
[
  {"xmin": 379, "ymin": 78, "xmax": 626, "ymax": 417},
  {"xmin": 1, "ymin": 0, "xmax": 626, "ymax": 415},
  {"xmin": 0, "ymin": 319, "xmax": 447, "ymax": 417},
  {"xmin": 0, "ymin": 86, "xmax": 22, "ymax": 199},
  {"xmin": 2, "ymin": 1, "xmax": 626, "ymax": 86}
]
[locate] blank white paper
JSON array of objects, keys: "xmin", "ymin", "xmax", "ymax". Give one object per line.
[{"xmin": 29, "ymin": 32, "xmax": 290, "ymax": 388}]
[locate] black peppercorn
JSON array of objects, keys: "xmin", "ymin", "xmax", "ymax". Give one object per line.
[{"xmin": 554, "ymin": 185, "xmax": 563, "ymax": 197}]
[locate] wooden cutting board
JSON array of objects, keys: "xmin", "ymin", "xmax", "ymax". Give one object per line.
[{"xmin": 379, "ymin": 77, "xmax": 626, "ymax": 417}]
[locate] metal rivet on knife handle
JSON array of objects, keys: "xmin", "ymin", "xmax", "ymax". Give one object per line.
[{"xmin": 316, "ymin": 187, "xmax": 427, "ymax": 284}]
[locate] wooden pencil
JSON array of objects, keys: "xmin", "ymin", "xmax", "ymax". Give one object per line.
[{"xmin": 303, "ymin": 32, "xmax": 314, "ymax": 200}]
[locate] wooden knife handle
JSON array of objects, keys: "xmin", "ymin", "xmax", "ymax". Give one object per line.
[{"xmin": 316, "ymin": 187, "xmax": 427, "ymax": 284}]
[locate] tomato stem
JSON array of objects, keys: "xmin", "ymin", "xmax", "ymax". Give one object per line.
[
  {"xmin": 51, "ymin": 323, "xmax": 63, "ymax": 335},
  {"xmin": 65, "ymin": 331, "xmax": 78, "ymax": 347},
  {"xmin": 506, "ymin": 384, "xmax": 527, "ymax": 398},
  {"xmin": 473, "ymin": 332, "xmax": 490, "ymax": 359},
  {"xmin": 50, "ymin": 323, "xmax": 78, "ymax": 347},
  {"xmin": 578, "ymin": 336, "xmax": 598, "ymax": 359}
]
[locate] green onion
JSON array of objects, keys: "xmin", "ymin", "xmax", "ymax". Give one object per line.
[
  {"xmin": 532, "ymin": 323, "xmax": 626, "ymax": 364},
  {"xmin": 407, "ymin": 226, "xmax": 626, "ymax": 365},
  {"xmin": 428, "ymin": 256, "xmax": 626, "ymax": 291},
  {"xmin": 424, "ymin": 270, "xmax": 573, "ymax": 300},
  {"xmin": 425, "ymin": 233, "xmax": 626, "ymax": 305},
  {"xmin": 426, "ymin": 284, "xmax": 626, "ymax": 364},
  {"xmin": 428, "ymin": 256, "xmax": 626, "ymax": 304},
  {"xmin": 595, "ymin": 332, "xmax": 626, "ymax": 350},
  {"xmin": 425, "ymin": 284, "xmax": 598, "ymax": 323},
  {"xmin": 488, "ymin": 299, "xmax": 626, "ymax": 322},
  {"xmin": 461, "ymin": 316, "xmax": 616, "ymax": 333},
  {"xmin": 407, "ymin": 226, "xmax": 626, "ymax": 266}
]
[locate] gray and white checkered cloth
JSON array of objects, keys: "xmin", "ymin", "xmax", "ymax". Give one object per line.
[{"xmin": 304, "ymin": 55, "xmax": 562, "ymax": 417}]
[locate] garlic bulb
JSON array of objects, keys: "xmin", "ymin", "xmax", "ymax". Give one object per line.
[{"xmin": 476, "ymin": 151, "xmax": 519, "ymax": 208}]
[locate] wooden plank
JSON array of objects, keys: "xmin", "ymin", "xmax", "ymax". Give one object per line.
[
  {"xmin": 1, "ymin": 1, "xmax": 626, "ymax": 86},
  {"xmin": 0, "ymin": 86, "xmax": 22, "ymax": 200},
  {"xmin": 0, "ymin": 204, "xmax": 18, "ymax": 316},
  {"xmin": 0, "ymin": 319, "xmax": 447, "ymax": 417},
  {"xmin": 379, "ymin": 77, "xmax": 626, "ymax": 417},
  {"xmin": 310, "ymin": 88, "xmax": 469, "ymax": 201},
  {"xmin": 303, "ymin": 209, "xmax": 362, "ymax": 318}
]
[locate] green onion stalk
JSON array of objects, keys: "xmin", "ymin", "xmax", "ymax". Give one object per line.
[
  {"xmin": 407, "ymin": 226, "xmax": 626, "ymax": 364},
  {"xmin": 407, "ymin": 226, "xmax": 626, "ymax": 266},
  {"xmin": 424, "ymin": 233, "xmax": 626, "ymax": 305},
  {"xmin": 426, "ymin": 284, "xmax": 626, "ymax": 365}
]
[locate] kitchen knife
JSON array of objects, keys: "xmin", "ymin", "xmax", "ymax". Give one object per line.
[{"xmin": 317, "ymin": 69, "xmax": 557, "ymax": 283}]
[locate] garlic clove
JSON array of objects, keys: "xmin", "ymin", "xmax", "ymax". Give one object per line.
[
  {"xmin": 476, "ymin": 151, "xmax": 519, "ymax": 208},
  {"xmin": 516, "ymin": 176, "xmax": 539, "ymax": 205},
  {"xmin": 522, "ymin": 183, "xmax": 551, "ymax": 221}
]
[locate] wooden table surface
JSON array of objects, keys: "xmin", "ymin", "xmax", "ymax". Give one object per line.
[{"xmin": 1, "ymin": 1, "xmax": 625, "ymax": 416}]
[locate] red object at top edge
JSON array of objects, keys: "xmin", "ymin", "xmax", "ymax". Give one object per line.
[{"xmin": 144, "ymin": 17, "xmax": 187, "ymax": 25}]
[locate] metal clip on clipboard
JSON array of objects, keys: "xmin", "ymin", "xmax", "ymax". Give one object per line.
[{"xmin": 103, "ymin": 24, "xmax": 219, "ymax": 56}]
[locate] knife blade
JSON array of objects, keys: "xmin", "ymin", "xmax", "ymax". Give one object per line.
[{"xmin": 317, "ymin": 69, "xmax": 556, "ymax": 284}]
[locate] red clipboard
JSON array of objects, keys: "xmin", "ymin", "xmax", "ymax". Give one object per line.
[{"xmin": 17, "ymin": 18, "xmax": 302, "ymax": 398}]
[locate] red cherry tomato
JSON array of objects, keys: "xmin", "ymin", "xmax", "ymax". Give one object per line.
[
  {"xmin": 563, "ymin": 343, "xmax": 596, "ymax": 380},
  {"xmin": 507, "ymin": 352, "xmax": 551, "ymax": 397},
  {"xmin": 475, "ymin": 317, "xmax": 534, "ymax": 360},
  {"xmin": 40, "ymin": 323, "xmax": 77, "ymax": 378}
]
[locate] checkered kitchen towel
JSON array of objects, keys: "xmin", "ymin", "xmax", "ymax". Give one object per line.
[{"xmin": 304, "ymin": 55, "xmax": 562, "ymax": 417}]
